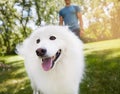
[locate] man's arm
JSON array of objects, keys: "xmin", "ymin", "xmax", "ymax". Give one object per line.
[
  {"xmin": 77, "ymin": 12, "xmax": 84, "ymax": 36},
  {"xmin": 77, "ymin": 12, "xmax": 84, "ymax": 31},
  {"xmin": 59, "ymin": 16, "xmax": 63, "ymax": 25}
]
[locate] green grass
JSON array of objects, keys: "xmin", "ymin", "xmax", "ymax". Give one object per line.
[
  {"xmin": 0, "ymin": 56, "xmax": 32, "ymax": 94},
  {"xmin": 80, "ymin": 39, "xmax": 120, "ymax": 94},
  {"xmin": 0, "ymin": 39, "xmax": 120, "ymax": 94}
]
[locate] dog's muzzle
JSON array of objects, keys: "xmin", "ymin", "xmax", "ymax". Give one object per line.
[{"xmin": 36, "ymin": 48, "xmax": 61, "ymax": 71}]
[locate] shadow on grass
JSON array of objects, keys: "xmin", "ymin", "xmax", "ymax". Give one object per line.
[
  {"xmin": 80, "ymin": 48, "xmax": 120, "ymax": 94},
  {"xmin": 0, "ymin": 60, "xmax": 32, "ymax": 94}
]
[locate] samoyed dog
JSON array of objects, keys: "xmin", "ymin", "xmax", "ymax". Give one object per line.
[{"xmin": 16, "ymin": 26, "xmax": 84, "ymax": 94}]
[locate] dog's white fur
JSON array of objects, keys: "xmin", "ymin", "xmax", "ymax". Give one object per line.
[{"xmin": 16, "ymin": 26, "xmax": 84, "ymax": 94}]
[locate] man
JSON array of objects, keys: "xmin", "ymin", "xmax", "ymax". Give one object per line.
[{"xmin": 59, "ymin": 0, "xmax": 84, "ymax": 38}]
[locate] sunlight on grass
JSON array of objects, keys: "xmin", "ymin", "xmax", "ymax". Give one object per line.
[
  {"xmin": 0, "ymin": 77, "xmax": 28, "ymax": 86},
  {"xmin": 0, "ymin": 55, "xmax": 32, "ymax": 94},
  {"xmin": 11, "ymin": 68, "xmax": 26, "ymax": 77},
  {"xmin": 84, "ymin": 39, "xmax": 120, "ymax": 54},
  {"xmin": 0, "ymin": 77, "xmax": 30, "ymax": 94},
  {"xmin": 0, "ymin": 55, "xmax": 24, "ymax": 64},
  {"xmin": 106, "ymin": 51, "xmax": 120, "ymax": 59},
  {"xmin": 5, "ymin": 56, "xmax": 24, "ymax": 64}
]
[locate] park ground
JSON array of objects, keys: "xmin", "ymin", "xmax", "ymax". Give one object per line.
[{"xmin": 0, "ymin": 39, "xmax": 120, "ymax": 94}]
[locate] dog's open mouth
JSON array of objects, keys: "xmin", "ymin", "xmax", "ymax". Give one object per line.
[{"xmin": 42, "ymin": 49, "xmax": 61, "ymax": 71}]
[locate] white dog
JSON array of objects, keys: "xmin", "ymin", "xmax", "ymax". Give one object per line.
[{"xmin": 16, "ymin": 26, "xmax": 84, "ymax": 94}]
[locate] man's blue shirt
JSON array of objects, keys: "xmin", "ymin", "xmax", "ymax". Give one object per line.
[{"xmin": 59, "ymin": 5, "xmax": 81, "ymax": 30}]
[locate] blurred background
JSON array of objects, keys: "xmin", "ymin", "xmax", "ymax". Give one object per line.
[
  {"xmin": 0, "ymin": 0, "xmax": 120, "ymax": 94},
  {"xmin": 0, "ymin": 0, "xmax": 120, "ymax": 55}
]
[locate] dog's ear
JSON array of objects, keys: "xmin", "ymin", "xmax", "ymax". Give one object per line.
[
  {"xmin": 15, "ymin": 38, "xmax": 29, "ymax": 57},
  {"xmin": 15, "ymin": 43, "xmax": 23, "ymax": 55},
  {"xmin": 16, "ymin": 42, "xmax": 25, "ymax": 56},
  {"xmin": 41, "ymin": 21, "xmax": 46, "ymax": 26}
]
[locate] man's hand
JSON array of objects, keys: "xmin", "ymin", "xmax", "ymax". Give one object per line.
[{"xmin": 80, "ymin": 29, "xmax": 84, "ymax": 37}]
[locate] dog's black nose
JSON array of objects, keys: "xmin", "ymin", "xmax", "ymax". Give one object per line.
[{"xmin": 36, "ymin": 48, "xmax": 47, "ymax": 57}]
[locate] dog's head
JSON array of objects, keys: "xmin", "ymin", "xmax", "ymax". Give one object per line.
[
  {"xmin": 16, "ymin": 26, "xmax": 82, "ymax": 71},
  {"xmin": 33, "ymin": 31, "xmax": 64, "ymax": 71}
]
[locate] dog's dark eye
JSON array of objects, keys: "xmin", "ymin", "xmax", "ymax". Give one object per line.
[
  {"xmin": 49, "ymin": 36, "xmax": 56, "ymax": 40},
  {"xmin": 36, "ymin": 39, "xmax": 40, "ymax": 43}
]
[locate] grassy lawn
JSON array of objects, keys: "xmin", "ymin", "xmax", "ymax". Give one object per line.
[
  {"xmin": 80, "ymin": 39, "xmax": 120, "ymax": 94},
  {"xmin": 0, "ymin": 56, "xmax": 32, "ymax": 94},
  {"xmin": 0, "ymin": 39, "xmax": 120, "ymax": 94}
]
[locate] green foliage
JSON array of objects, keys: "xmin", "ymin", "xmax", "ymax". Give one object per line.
[
  {"xmin": 82, "ymin": 0, "xmax": 120, "ymax": 42},
  {"xmin": 0, "ymin": 0, "xmax": 18, "ymax": 55},
  {"xmin": 0, "ymin": 0, "xmax": 32, "ymax": 55}
]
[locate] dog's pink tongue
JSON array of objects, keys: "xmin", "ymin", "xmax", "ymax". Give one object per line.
[{"xmin": 42, "ymin": 58, "xmax": 52, "ymax": 71}]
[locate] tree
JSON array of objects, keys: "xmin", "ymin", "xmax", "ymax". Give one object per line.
[
  {"xmin": 0, "ymin": 0, "xmax": 32, "ymax": 55},
  {"xmin": 0, "ymin": 0, "xmax": 18, "ymax": 54},
  {"xmin": 110, "ymin": 1, "xmax": 120, "ymax": 38},
  {"xmin": 81, "ymin": 0, "xmax": 120, "ymax": 42}
]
